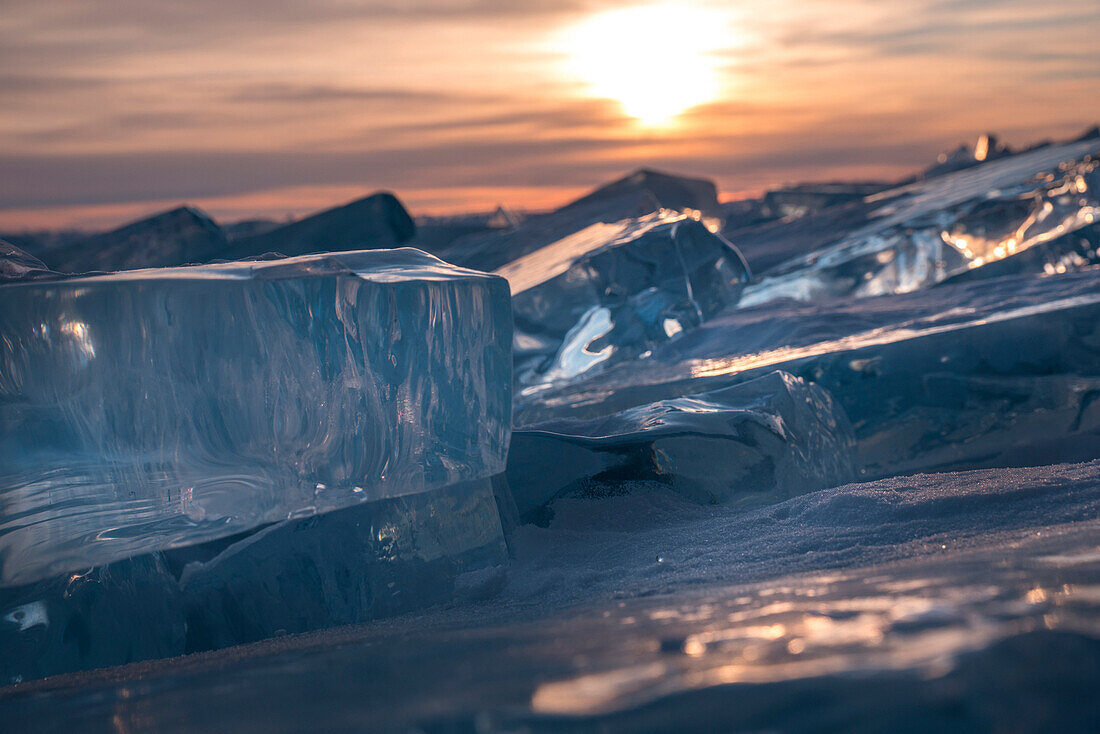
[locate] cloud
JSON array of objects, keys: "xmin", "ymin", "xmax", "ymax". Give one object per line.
[
  {"xmin": 225, "ymin": 83, "xmax": 465, "ymax": 105},
  {"xmin": 0, "ymin": 0, "xmax": 1096, "ymax": 226}
]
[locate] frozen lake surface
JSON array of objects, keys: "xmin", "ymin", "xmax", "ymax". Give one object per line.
[{"xmin": 3, "ymin": 462, "xmax": 1099, "ymax": 731}]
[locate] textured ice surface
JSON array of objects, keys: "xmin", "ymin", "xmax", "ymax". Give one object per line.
[
  {"xmin": 0, "ymin": 477, "xmax": 508, "ymax": 682},
  {"xmin": 442, "ymin": 169, "xmax": 723, "ymax": 273},
  {"xmin": 0, "ymin": 248, "xmax": 512, "ymax": 587},
  {"xmin": 498, "ymin": 211, "xmax": 750, "ymax": 385},
  {"xmin": 508, "ymin": 372, "xmax": 854, "ymax": 515},
  {"xmin": 741, "ymin": 138, "xmax": 1100, "ymax": 306},
  {"xmin": 516, "ymin": 268, "xmax": 1100, "ymax": 479}
]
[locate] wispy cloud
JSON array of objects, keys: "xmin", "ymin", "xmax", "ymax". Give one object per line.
[{"xmin": 0, "ymin": 0, "xmax": 1096, "ymax": 227}]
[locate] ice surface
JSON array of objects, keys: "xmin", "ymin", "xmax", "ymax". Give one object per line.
[
  {"xmin": 0, "ymin": 242, "xmax": 55, "ymax": 281},
  {"xmin": 441, "ymin": 169, "xmax": 723, "ymax": 272},
  {"xmin": 722, "ymin": 199, "xmax": 876, "ymax": 274},
  {"xmin": 0, "ymin": 477, "xmax": 508, "ymax": 682},
  {"xmin": 740, "ymin": 138, "xmax": 1100, "ymax": 306},
  {"xmin": 4, "ymin": 135, "xmax": 1100, "ymax": 721},
  {"xmin": 0, "ymin": 554, "xmax": 186, "ymax": 683},
  {"xmin": 508, "ymin": 371, "xmax": 854, "ymax": 515},
  {"xmin": 498, "ymin": 211, "xmax": 750, "ymax": 384},
  {"xmin": 516, "ymin": 268, "xmax": 1100, "ymax": 479},
  {"xmin": 0, "ymin": 248, "xmax": 513, "ymax": 587},
  {"xmin": 176, "ymin": 476, "xmax": 507, "ymax": 652},
  {"xmin": 5, "ymin": 460, "xmax": 1098, "ymax": 730}
]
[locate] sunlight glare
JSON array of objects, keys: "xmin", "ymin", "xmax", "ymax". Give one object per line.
[{"xmin": 562, "ymin": 4, "xmax": 730, "ymax": 125}]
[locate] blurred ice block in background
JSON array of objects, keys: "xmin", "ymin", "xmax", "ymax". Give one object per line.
[{"xmin": 441, "ymin": 168, "xmax": 724, "ymax": 272}]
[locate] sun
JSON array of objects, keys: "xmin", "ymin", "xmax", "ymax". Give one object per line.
[{"xmin": 561, "ymin": 4, "xmax": 729, "ymax": 125}]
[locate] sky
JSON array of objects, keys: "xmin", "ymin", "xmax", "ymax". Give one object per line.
[{"xmin": 1, "ymin": 0, "xmax": 1098, "ymax": 230}]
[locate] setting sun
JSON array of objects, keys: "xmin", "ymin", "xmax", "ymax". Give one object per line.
[{"xmin": 561, "ymin": 4, "xmax": 732, "ymax": 125}]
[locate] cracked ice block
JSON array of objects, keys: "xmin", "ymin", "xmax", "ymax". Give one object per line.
[
  {"xmin": 497, "ymin": 211, "xmax": 750, "ymax": 385},
  {"xmin": 0, "ymin": 249, "xmax": 513, "ymax": 588},
  {"xmin": 508, "ymin": 371, "xmax": 855, "ymax": 515}
]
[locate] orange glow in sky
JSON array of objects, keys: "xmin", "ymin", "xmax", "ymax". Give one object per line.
[
  {"xmin": 559, "ymin": 4, "xmax": 732, "ymax": 125},
  {"xmin": 0, "ymin": 0, "xmax": 1097, "ymax": 230}
]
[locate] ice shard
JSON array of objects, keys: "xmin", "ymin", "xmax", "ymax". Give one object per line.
[
  {"xmin": 721, "ymin": 198, "xmax": 877, "ymax": 274},
  {"xmin": 441, "ymin": 168, "xmax": 723, "ymax": 272},
  {"xmin": 508, "ymin": 371, "xmax": 855, "ymax": 516},
  {"xmin": 1, "ymin": 241, "xmax": 55, "ymax": 281},
  {"xmin": 740, "ymin": 137, "xmax": 1100, "ymax": 307},
  {"xmin": 0, "ymin": 248, "xmax": 513, "ymax": 588},
  {"xmin": 515, "ymin": 268, "xmax": 1100, "ymax": 480},
  {"xmin": 498, "ymin": 211, "xmax": 750, "ymax": 385}
]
